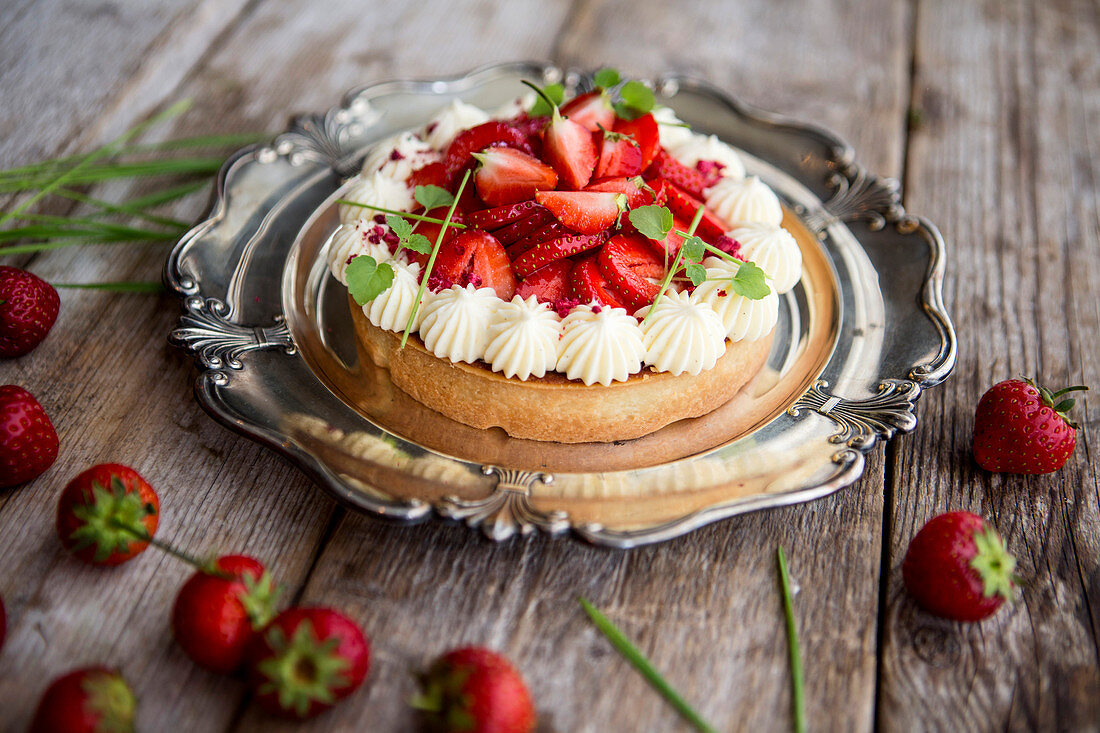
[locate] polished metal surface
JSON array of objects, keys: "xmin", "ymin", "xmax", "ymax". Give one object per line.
[{"xmin": 166, "ymin": 61, "xmax": 956, "ymax": 547}]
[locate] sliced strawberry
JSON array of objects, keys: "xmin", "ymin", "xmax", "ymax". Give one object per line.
[
  {"xmin": 535, "ymin": 190, "xmax": 625, "ymax": 235},
  {"xmin": 614, "ymin": 113, "xmax": 660, "ymax": 169},
  {"xmin": 473, "ymin": 148, "xmax": 557, "ymax": 207},
  {"xmin": 570, "ymin": 254, "xmax": 630, "ymax": 310},
  {"xmin": 513, "ymin": 231, "xmax": 608, "ymax": 279},
  {"xmin": 598, "ymin": 233, "xmax": 666, "ymax": 312},
  {"xmin": 515, "ymin": 259, "xmax": 573, "ymax": 303},
  {"xmin": 465, "ymin": 200, "xmax": 545, "ymax": 231},
  {"xmin": 408, "ymin": 207, "xmax": 465, "ymax": 268},
  {"xmin": 645, "ymin": 148, "xmax": 708, "ymax": 199},
  {"xmin": 595, "ymin": 129, "xmax": 643, "ymax": 178},
  {"xmin": 495, "ymin": 209, "xmax": 555, "ymax": 247},
  {"xmin": 433, "ymin": 230, "xmax": 516, "ymax": 300},
  {"xmin": 443, "ymin": 121, "xmax": 533, "ymax": 185},
  {"xmin": 543, "ymin": 110, "xmax": 598, "ymax": 189},
  {"xmin": 585, "ymin": 176, "xmax": 654, "ymax": 209},
  {"xmin": 408, "ymin": 161, "xmax": 447, "ymax": 190},
  {"xmin": 506, "ymin": 221, "xmax": 568, "ymax": 260},
  {"xmin": 561, "ymin": 89, "xmax": 615, "ymax": 133},
  {"xmin": 655, "ymin": 179, "xmax": 728, "ymax": 241}
]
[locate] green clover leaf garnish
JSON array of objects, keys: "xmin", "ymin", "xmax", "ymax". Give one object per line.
[
  {"xmin": 685, "ymin": 263, "xmax": 708, "ymax": 287},
  {"xmin": 614, "ymin": 80, "xmax": 656, "ymax": 120},
  {"xmin": 629, "ymin": 205, "xmax": 673, "ymax": 242},
  {"xmin": 679, "ymin": 236, "xmax": 705, "ymax": 265},
  {"xmin": 528, "ymin": 82, "xmax": 565, "ymax": 117},
  {"xmin": 346, "ymin": 255, "xmax": 395, "ymax": 306},
  {"xmin": 593, "ymin": 67, "xmax": 622, "ymax": 89},
  {"xmin": 414, "ymin": 184, "xmax": 454, "ymax": 212},
  {"xmin": 730, "ymin": 261, "xmax": 771, "ymax": 300},
  {"xmin": 385, "ymin": 214, "xmax": 413, "ymax": 240}
]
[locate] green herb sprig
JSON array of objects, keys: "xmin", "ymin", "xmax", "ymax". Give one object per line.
[
  {"xmin": 777, "ymin": 546, "xmax": 806, "ymax": 733},
  {"xmin": 579, "ymin": 597, "xmax": 717, "ymax": 733}
]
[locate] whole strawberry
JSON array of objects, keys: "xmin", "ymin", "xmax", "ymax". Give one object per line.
[
  {"xmin": 414, "ymin": 647, "xmax": 536, "ymax": 733},
  {"xmin": 56, "ymin": 463, "xmax": 160, "ymax": 565},
  {"xmin": 245, "ymin": 607, "xmax": 370, "ymax": 718},
  {"xmin": 973, "ymin": 378, "xmax": 1088, "ymax": 474},
  {"xmin": 173, "ymin": 554, "xmax": 279, "ymax": 674},
  {"xmin": 0, "ymin": 384, "xmax": 59, "ymax": 488},
  {"xmin": 30, "ymin": 667, "xmax": 136, "ymax": 733},
  {"xmin": 902, "ymin": 511, "xmax": 1016, "ymax": 621},
  {"xmin": 0, "ymin": 265, "xmax": 59, "ymax": 358}
]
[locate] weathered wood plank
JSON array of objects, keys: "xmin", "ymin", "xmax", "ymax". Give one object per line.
[
  {"xmin": 234, "ymin": 1, "xmax": 913, "ymax": 730},
  {"xmin": 878, "ymin": 0, "xmax": 1100, "ymax": 728}
]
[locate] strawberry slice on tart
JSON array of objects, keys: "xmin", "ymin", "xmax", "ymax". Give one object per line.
[
  {"xmin": 491, "ymin": 208, "xmax": 555, "ymax": 246},
  {"xmin": 594, "ymin": 128, "xmax": 643, "ymax": 178},
  {"xmin": 560, "ymin": 89, "xmax": 616, "ymax": 132},
  {"xmin": 598, "ymin": 233, "xmax": 666, "ymax": 312},
  {"xmin": 535, "ymin": 190, "xmax": 626, "ymax": 235},
  {"xmin": 646, "ymin": 148, "xmax": 709, "ymax": 199},
  {"xmin": 443, "ymin": 121, "xmax": 533, "ymax": 184},
  {"xmin": 515, "ymin": 259, "xmax": 574, "ymax": 303},
  {"xmin": 506, "ymin": 221, "xmax": 568, "ymax": 260},
  {"xmin": 543, "ymin": 107, "xmax": 599, "ymax": 190},
  {"xmin": 613, "ymin": 113, "xmax": 660, "ymax": 170},
  {"xmin": 433, "ymin": 230, "xmax": 517, "ymax": 300},
  {"xmin": 654, "ymin": 179, "xmax": 728, "ymax": 241},
  {"xmin": 585, "ymin": 176, "xmax": 654, "ymax": 209},
  {"xmin": 512, "ymin": 231, "xmax": 608, "ymax": 279},
  {"xmin": 473, "ymin": 148, "xmax": 558, "ymax": 207},
  {"xmin": 465, "ymin": 200, "xmax": 546, "ymax": 231},
  {"xmin": 569, "ymin": 254, "xmax": 630, "ymax": 310}
]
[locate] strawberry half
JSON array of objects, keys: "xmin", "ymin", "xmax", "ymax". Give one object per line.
[
  {"xmin": 902, "ymin": 511, "xmax": 1017, "ymax": 621},
  {"xmin": 433, "ymin": 230, "xmax": 517, "ymax": 300},
  {"xmin": 513, "ymin": 231, "xmax": 608, "ymax": 279},
  {"xmin": 586, "ymin": 176, "xmax": 655, "ymax": 209},
  {"xmin": 542, "ymin": 108, "xmax": 598, "ymax": 190},
  {"xmin": 570, "ymin": 254, "xmax": 630, "ymax": 310},
  {"xmin": 443, "ymin": 121, "xmax": 533, "ymax": 185},
  {"xmin": 408, "ymin": 161, "xmax": 447, "ymax": 190},
  {"xmin": 405, "ymin": 207, "xmax": 465, "ymax": 269},
  {"xmin": 613, "ymin": 113, "xmax": 660, "ymax": 170},
  {"xmin": 473, "ymin": 148, "xmax": 557, "ymax": 207},
  {"xmin": 654, "ymin": 179, "xmax": 728, "ymax": 241},
  {"xmin": 495, "ymin": 210, "xmax": 556, "ymax": 248},
  {"xmin": 535, "ymin": 190, "xmax": 625, "ymax": 235},
  {"xmin": 515, "ymin": 259, "xmax": 573, "ymax": 303},
  {"xmin": 506, "ymin": 222, "xmax": 569, "ymax": 260},
  {"xmin": 595, "ymin": 128, "xmax": 643, "ymax": 178},
  {"xmin": 646, "ymin": 148, "xmax": 708, "ymax": 199},
  {"xmin": 466, "ymin": 200, "xmax": 546, "ymax": 231},
  {"xmin": 598, "ymin": 233, "xmax": 666, "ymax": 312},
  {"xmin": 561, "ymin": 89, "xmax": 616, "ymax": 132},
  {"xmin": 972, "ymin": 378, "xmax": 1088, "ymax": 474}
]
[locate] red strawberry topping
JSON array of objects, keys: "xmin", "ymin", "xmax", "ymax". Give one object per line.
[
  {"xmin": 595, "ymin": 128, "xmax": 643, "ymax": 178},
  {"xmin": 505, "ymin": 221, "xmax": 569, "ymax": 260},
  {"xmin": 542, "ymin": 111, "xmax": 598, "ymax": 190},
  {"xmin": 408, "ymin": 161, "xmax": 447, "ymax": 190},
  {"xmin": 495, "ymin": 210, "xmax": 557, "ymax": 249},
  {"xmin": 646, "ymin": 148, "xmax": 709, "ymax": 199},
  {"xmin": 443, "ymin": 121, "xmax": 533, "ymax": 185},
  {"xmin": 598, "ymin": 233, "xmax": 666, "ymax": 311},
  {"xmin": 654, "ymin": 179, "xmax": 728, "ymax": 240},
  {"xmin": 570, "ymin": 254, "xmax": 630, "ymax": 310},
  {"xmin": 512, "ymin": 231, "xmax": 608, "ymax": 279},
  {"xmin": 405, "ymin": 207, "xmax": 465, "ymax": 269},
  {"xmin": 972, "ymin": 378, "xmax": 1088, "ymax": 474},
  {"xmin": 433, "ymin": 230, "xmax": 517, "ymax": 300},
  {"xmin": 466, "ymin": 200, "xmax": 546, "ymax": 231},
  {"xmin": 0, "ymin": 266, "xmax": 60, "ymax": 358},
  {"xmin": 585, "ymin": 176, "xmax": 654, "ymax": 209},
  {"xmin": 560, "ymin": 89, "xmax": 615, "ymax": 132},
  {"xmin": 0, "ymin": 384, "xmax": 58, "ymax": 488},
  {"xmin": 473, "ymin": 148, "xmax": 557, "ymax": 207},
  {"xmin": 613, "ymin": 113, "xmax": 660, "ymax": 170},
  {"xmin": 902, "ymin": 511, "xmax": 1017, "ymax": 622},
  {"xmin": 535, "ymin": 190, "xmax": 625, "ymax": 235},
  {"xmin": 515, "ymin": 259, "xmax": 573, "ymax": 303}
]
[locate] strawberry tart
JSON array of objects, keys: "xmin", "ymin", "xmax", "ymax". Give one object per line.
[{"xmin": 326, "ymin": 72, "xmax": 803, "ymax": 443}]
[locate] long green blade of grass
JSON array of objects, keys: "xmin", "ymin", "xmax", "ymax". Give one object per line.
[
  {"xmin": 777, "ymin": 547, "xmax": 806, "ymax": 733},
  {"xmin": 0, "ymin": 157, "xmax": 224, "ymax": 193},
  {"xmin": 54, "ymin": 281, "xmax": 164, "ymax": 293},
  {"xmin": 52, "ymin": 189, "xmax": 190, "ymax": 229}
]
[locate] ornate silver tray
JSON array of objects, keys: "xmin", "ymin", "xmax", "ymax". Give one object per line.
[{"xmin": 166, "ymin": 62, "xmax": 955, "ymax": 548}]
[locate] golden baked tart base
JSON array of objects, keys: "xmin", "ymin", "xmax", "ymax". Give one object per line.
[{"xmin": 349, "ymin": 295, "xmax": 774, "ymax": 444}]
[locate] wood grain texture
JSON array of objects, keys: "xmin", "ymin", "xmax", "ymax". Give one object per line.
[{"xmin": 878, "ymin": 0, "xmax": 1100, "ymax": 729}]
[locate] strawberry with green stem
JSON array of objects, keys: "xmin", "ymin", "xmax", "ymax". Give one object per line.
[
  {"xmin": 56, "ymin": 463, "xmax": 160, "ymax": 566},
  {"xmin": 245, "ymin": 607, "xmax": 370, "ymax": 719},
  {"xmin": 413, "ymin": 646, "xmax": 536, "ymax": 733},
  {"xmin": 973, "ymin": 378, "xmax": 1089, "ymax": 474},
  {"xmin": 523, "ymin": 80, "xmax": 598, "ymax": 190},
  {"xmin": 30, "ymin": 667, "xmax": 137, "ymax": 733},
  {"xmin": 902, "ymin": 511, "xmax": 1018, "ymax": 621}
]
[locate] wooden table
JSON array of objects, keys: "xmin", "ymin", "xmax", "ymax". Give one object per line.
[{"xmin": 2, "ymin": 0, "xmax": 1098, "ymax": 730}]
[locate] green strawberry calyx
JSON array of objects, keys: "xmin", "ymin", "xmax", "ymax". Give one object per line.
[
  {"xmin": 969, "ymin": 525, "xmax": 1017, "ymax": 603},
  {"xmin": 81, "ymin": 670, "xmax": 136, "ymax": 733},
  {"xmin": 1027, "ymin": 378, "xmax": 1088, "ymax": 429},
  {"xmin": 239, "ymin": 570, "xmax": 281, "ymax": 630},
  {"xmin": 410, "ymin": 663, "xmax": 476, "ymax": 731},
  {"xmin": 68, "ymin": 477, "xmax": 156, "ymax": 562},
  {"xmin": 256, "ymin": 620, "xmax": 350, "ymax": 718}
]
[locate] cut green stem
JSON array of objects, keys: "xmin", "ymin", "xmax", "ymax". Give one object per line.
[
  {"xmin": 334, "ymin": 200, "xmax": 467, "ymax": 229},
  {"xmin": 54, "ymin": 281, "xmax": 164, "ymax": 293},
  {"xmin": 642, "ymin": 205, "xmax": 705, "ymax": 325},
  {"xmin": 777, "ymin": 546, "xmax": 806, "ymax": 733},
  {"xmin": 579, "ymin": 597, "xmax": 717, "ymax": 733},
  {"xmin": 399, "ymin": 169, "xmax": 470, "ymax": 348}
]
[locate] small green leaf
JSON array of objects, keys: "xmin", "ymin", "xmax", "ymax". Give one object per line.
[
  {"xmin": 594, "ymin": 68, "xmax": 621, "ymax": 88},
  {"xmin": 385, "ymin": 214, "xmax": 414, "ymax": 240},
  {"xmin": 685, "ymin": 263, "xmax": 707, "ymax": 286},
  {"xmin": 1053, "ymin": 398, "xmax": 1076, "ymax": 413},
  {"xmin": 730, "ymin": 261, "xmax": 771, "ymax": 300},
  {"xmin": 629, "ymin": 205, "xmax": 673, "ymax": 242},
  {"xmin": 404, "ymin": 233, "xmax": 432, "ymax": 255},
  {"xmin": 680, "ymin": 236, "xmax": 705, "ymax": 264},
  {"xmin": 414, "ymin": 184, "xmax": 454, "ymax": 212},
  {"xmin": 614, "ymin": 80, "xmax": 656, "ymax": 120},
  {"xmin": 529, "ymin": 82, "xmax": 565, "ymax": 117},
  {"xmin": 345, "ymin": 256, "xmax": 395, "ymax": 305}
]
